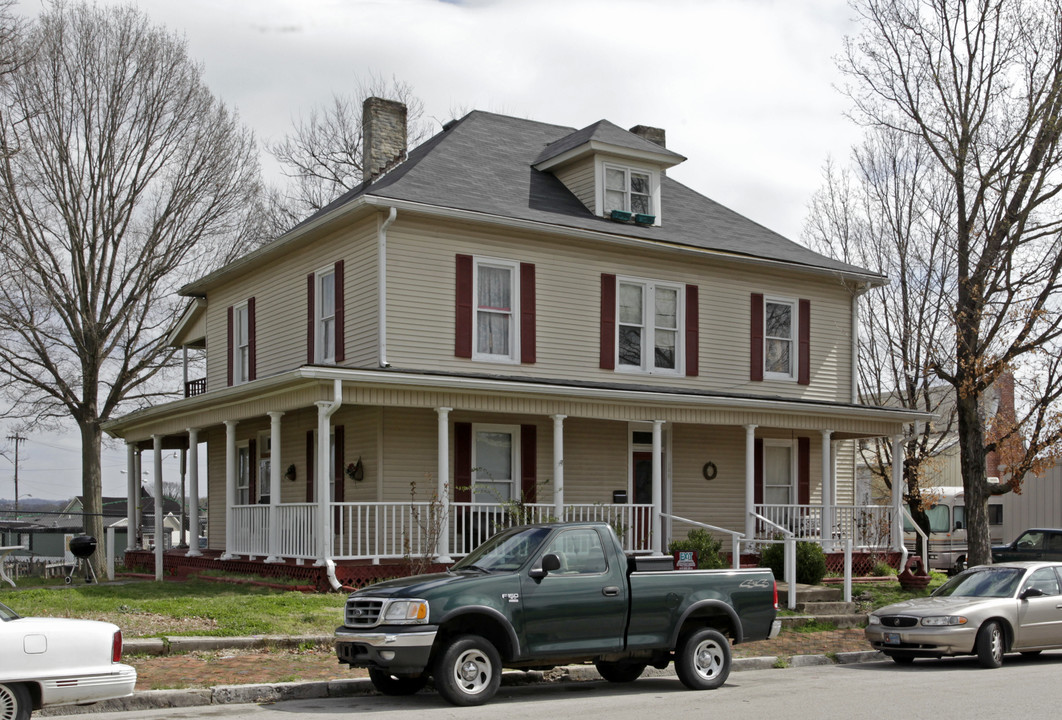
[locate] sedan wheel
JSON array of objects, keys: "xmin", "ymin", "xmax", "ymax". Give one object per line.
[
  {"xmin": 0, "ymin": 682, "xmax": 31, "ymax": 720},
  {"xmin": 975, "ymin": 621, "xmax": 1004, "ymax": 669}
]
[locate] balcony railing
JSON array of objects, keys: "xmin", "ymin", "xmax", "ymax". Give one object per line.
[
  {"xmin": 754, "ymin": 503, "xmax": 893, "ymax": 548},
  {"xmin": 184, "ymin": 378, "xmax": 207, "ymax": 398}
]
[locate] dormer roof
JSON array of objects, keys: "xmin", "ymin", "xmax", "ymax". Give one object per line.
[{"xmin": 533, "ymin": 119, "xmax": 686, "ymax": 171}]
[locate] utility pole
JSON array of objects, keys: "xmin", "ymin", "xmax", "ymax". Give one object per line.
[{"xmin": 6, "ymin": 434, "xmax": 25, "ymax": 516}]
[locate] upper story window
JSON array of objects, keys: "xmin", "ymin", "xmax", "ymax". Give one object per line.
[
  {"xmin": 617, "ymin": 278, "xmax": 682, "ymax": 374},
  {"xmin": 233, "ymin": 302, "xmax": 250, "ymax": 385},
  {"xmin": 764, "ymin": 298, "xmax": 795, "ymax": 380},
  {"xmin": 474, "ymin": 258, "xmax": 520, "ymax": 363},
  {"xmin": 316, "ymin": 268, "xmax": 336, "ymax": 363},
  {"xmin": 605, "ymin": 165, "xmax": 652, "ymax": 216}
]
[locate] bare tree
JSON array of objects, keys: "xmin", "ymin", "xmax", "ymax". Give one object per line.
[
  {"xmin": 266, "ymin": 73, "xmax": 430, "ymax": 234},
  {"xmin": 842, "ymin": 0, "xmax": 1062, "ymax": 565},
  {"xmin": 0, "ymin": 2, "xmax": 261, "ymax": 573},
  {"xmin": 805, "ymin": 127, "xmax": 958, "ymax": 556}
]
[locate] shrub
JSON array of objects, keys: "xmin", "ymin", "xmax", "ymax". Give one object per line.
[
  {"xmin": 871, "ymin": 561, "xmax": 896, "ymax": 577},
  {"xmin": 668, "ymin": 529, "xmax": 728, "ymax": 569},
  {"xmin": 759, "ymin": 541, "xmax": 828, "ymax": 585}
]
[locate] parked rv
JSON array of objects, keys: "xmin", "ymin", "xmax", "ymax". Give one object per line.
[{"xmin": 904, "ymin": 487, "xmax": 1004, "ymax": 574}]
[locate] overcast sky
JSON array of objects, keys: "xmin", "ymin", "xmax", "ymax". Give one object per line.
[{"xmin": 3, "ymin": 0, "xmax": 866, "ymax": 500}]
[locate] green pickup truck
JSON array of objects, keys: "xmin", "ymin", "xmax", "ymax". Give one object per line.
[{"xmin": 335, "ymin": 522, "xmax": 779, "ymax": 705}]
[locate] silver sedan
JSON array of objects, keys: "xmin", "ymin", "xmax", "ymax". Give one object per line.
[{"xmin": 865, "ymin": 561, "xmax": 1062, "ymax": 667}]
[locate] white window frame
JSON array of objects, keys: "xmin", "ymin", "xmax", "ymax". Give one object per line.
[
  {"xmin": 596, "ymin": 159, "xmax": 661, "ymax": 225},
  {"xmin": 615, "ymin": 276, "xmax": 683, "ymax": 375},
  {"xmin": 233, "ymin": 302, "xmax": 249, "ymax": 385},
  {"xmin": 236, "ymin": 441, "xmax": 251, "ymax": 505},
  {"xmin": 763, "ymin": 439, "xmax": 796, "ymax": 506},
  {"xmin": 315, "ymin": 266, "xmax": 336, "ymax": 364},
  {"xmin": 471, "ymin": 423, "xmax": 521, "ymax": 504},
  {"xmin": 472, "ymin": 257, "xmax": 520, "ymax": 364},
  {"xmin": 257, "ymin": 432, "xmax": 272, "ymax": 503},
  {"xmin": 763, "ymin": 296, "xmax": 797, "ymax": 381}
]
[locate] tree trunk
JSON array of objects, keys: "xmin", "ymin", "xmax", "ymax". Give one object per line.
[
  {"xmin": 79, "ymin": 419, "xmax": 106, "ymax": 580},
  {"xmin": 957, "ymin": 391, "xmax": 991, "ymax": 566}
]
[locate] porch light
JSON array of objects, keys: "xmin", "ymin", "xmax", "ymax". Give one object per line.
[{"xmin": 285, "ymin": 464, "xmax": 296, "ymax": 482}]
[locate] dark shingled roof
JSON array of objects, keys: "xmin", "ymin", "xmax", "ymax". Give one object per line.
[
  {"xmin": 534, "ymin": 119, "xmax": 687, "ymax": 165},
  {"xmin": 300, "ymin": 110, "xmax": 878, "ymax": 279}
]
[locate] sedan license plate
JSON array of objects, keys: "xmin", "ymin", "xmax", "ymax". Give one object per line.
[{"xmin": 883, "ymin": 632, "xmax": 901, "ymax": 645}]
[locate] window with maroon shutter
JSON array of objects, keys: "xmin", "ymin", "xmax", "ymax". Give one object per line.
[
  {"xmin": 305, "ymin": 430, "xmax": 314, "ymax": 502},
  {"xmin": 231, "ymin": 303, "xmax": 251, "ymax": 385},
  {"xmin": 247, "ymin": 297, "xmax": 256, "ymax": 381},
  {"xmin": 754, "ymin": 438, "xmax": 764, "ymax": 505},
  {"xmin": 797, "ymin": 437, "xmax": 810, "ymax": 505},
  {"xmin": 798, "ymin": 299, "xmax": 810, "ymax": 385},
  {"xmin": 306, "ymin": 274, "xmax": 315, "ymax": 365},
  {"xmin": 520, "ymin": 263, "xmax": 536, "ymax": 364},
  {"xmin": 248, "ymin": 438, "xmax": 257, "ymax": 503},
  {"xmin": 454, "ymin": 422, "xmax": 472, "ymax": 502},
  {"xmin": 227, "ymin": 305, "xmax": 234, "ymax": 386},
  {"xmin": 600, "ymin": 274, "xmax": 616, "ymax": 369},
  {"xmin": 521, "ymin": 424, "xmax": 537, "ymax": 502},
  {"xmin": 685, "ymin": 284, "xmax": 699, "ymax": 377},
  {"xmin": 750, "ymin": 293, "xmax": 764, "ymax": 381},
  {"xmin": 333, "ymin": 425, "xmax": 344, "ymax": 533},
  {"xmin": 455, "ymin": 255, "xmax": 473, "ymax": 358}
]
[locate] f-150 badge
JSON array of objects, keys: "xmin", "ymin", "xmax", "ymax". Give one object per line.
[{"xmin": 502, "ymin": 593, "xmax": 520, "ymax": 603}]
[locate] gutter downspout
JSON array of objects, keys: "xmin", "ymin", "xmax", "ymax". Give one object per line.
[
  {"xmin": 851, "ymin": 282, "xmax": 871, "ymax": 405},
  {"xmin": 378, "ymin": 207, "xmax": 397, "ymax": 368},
  {"xmin": 317, "ymin": 378, "xmax": 343, "ymax": 590}
]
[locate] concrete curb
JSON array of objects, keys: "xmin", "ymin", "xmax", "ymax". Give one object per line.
[
  {"xmin": 42, "ymin": 648, "xmax": 887, "ymax": 715},
  {"xmin": 123, "ymin": 635, "xmax": 333, "ymax": 656}
]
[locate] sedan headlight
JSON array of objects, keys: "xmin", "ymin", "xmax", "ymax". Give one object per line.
[
  {"xmin": 867, "ymin": 614, "xmax": 882, "ymax": 625},
  {"xmin": 920, "ymin": 615, "xmax": 968, "ymax": 626},
  {"xmin": 383, "ymin": 599, "xmax": 429, "ymax": 624}
]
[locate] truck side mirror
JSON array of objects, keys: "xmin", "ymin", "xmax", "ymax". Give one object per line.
[{"xmin": 529, "ymin": 553, "xmax": 561, "ymax": 580}]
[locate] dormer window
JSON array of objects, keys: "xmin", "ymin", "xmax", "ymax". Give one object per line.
[{"xmin": 605, "ymin": 166, "xmax": 652, "ymax": 216}]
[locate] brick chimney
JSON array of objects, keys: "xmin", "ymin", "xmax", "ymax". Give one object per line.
[
  {"xmin": 629, "ymin": 124, "xmax": 666, "ymax": 148},
  {"xmin": 362, "ymin": 97, "xmax": 407, "ymax": 181},
  {"xmin": 986, "ymin": 371, "xmax": 1017, "ymax": 480}
]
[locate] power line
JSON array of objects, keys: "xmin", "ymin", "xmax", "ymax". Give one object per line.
[{"xmin": 6, "ymin": 434, "xmax": 26, "ymax": 514}]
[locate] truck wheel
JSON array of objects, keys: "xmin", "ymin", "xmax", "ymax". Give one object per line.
[
  {"xmin": 675, "ymin": 628, "xmax": 730, "ymax": 690},
  {"xmin": 594, "ymin": 660, "xmax": 647, "ymax": 683},
  {"xmin": 976, "ymin": 621, "xmax": 1004, "ymax": 668},
  {"xmin": 0, "ymin": 682, "xmax": 32, "ymax": 720},
  {"xmin": 433, "ymin": 634, "xmax": 502, "ymax": 706},
  {"xmin": 367, "ymin": 668, "xmax": 427, "ymax": 696}
]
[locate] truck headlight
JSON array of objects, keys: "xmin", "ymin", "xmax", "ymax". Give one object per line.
[
  {"xmin": 921, "ymin": 615, "xmax": 967, "ymax": 626},
  {"xmin": 383, "ymin": 599, "xmax": 429, "ymax": 624}
]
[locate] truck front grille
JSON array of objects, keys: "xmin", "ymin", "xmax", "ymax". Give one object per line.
[{"xmin": 345, "ymin": 598, "xmax": 384, "ymax": 627}]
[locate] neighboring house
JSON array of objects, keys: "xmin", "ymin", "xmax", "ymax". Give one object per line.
[{"xmin": 104, "ymin": 98, "xmax": 924, "ymax": 576}]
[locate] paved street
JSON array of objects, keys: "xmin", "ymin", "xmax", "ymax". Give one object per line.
[{"xmin": 49, "ymin": 652, "xmax": 1062, "ymax": 720}]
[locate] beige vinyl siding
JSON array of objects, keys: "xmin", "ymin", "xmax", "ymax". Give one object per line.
[
  {"xmin": 383, "ymin": 215, "xmax": 853, "ymax": 404},
  {"xmin": 554, "ymin": 159, "xmax": 597, "ymax": 215},
  {"xmin": 561, "ymin": 418, "xmax": 629, "ymax": 505},
  {"xmin": 204, "ymin": 217, "xmax": 378, "ymax": 392},
  {"xmin": 669, "ymin": 424, "xmax": 749, "ymax": 541}
]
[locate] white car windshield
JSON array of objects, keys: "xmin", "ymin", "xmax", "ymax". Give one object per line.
[{"xmin": 934, "ymin": 566, "xmax": 1023, "ymax": 598}]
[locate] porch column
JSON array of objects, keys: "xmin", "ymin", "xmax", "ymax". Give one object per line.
[
  {"xmin": 552, "ymin": 415, "xmax": 566, "ymax": 519},
  {"xmin": 435, "ymin": 407, "xmax": 453, "ymax": 564},
  {"xmin": 220, "ymin": 420, "xmax": 237, "ymax": 560},
  {"xmin": 821, "ymin": 429, "xmax": 833, "ymax": 549},
  {"xmin": 152, "ymin": 435, "xmax": 164, "ymax": 581},
  {"xmin": 651, "ymin": 420, "xmax": 664, "ymax": 554},
  {"xmin": 134, "ymin": 450, "xmax": 143, "ymax": 545},
  {"xmin": 185, "ymin": 428, "xmax": 201, "ymax": 557},
  {"xmin": 892, "ymin": 435, "xmax": 904, "ymax": 550},
  {"xmin": 126, "ymin": 443, "xmax": 137, "ymax": 552},
  {"xmin": 265, "ymin": 412, "xmax": 284, "ymax": 563},
  {"xmin": 315, "ymin": 401, "xmax": 333, "ymax": 566},
  {"xmin": 744, "ymin": 424, "xmax": 758, "ymax": 540}
]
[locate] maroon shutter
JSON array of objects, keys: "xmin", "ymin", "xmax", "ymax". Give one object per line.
[
  {"xmin": 600, "ymin": 274, "xmax": 616, "ymax": 369},
  {"xmin": 247, "ymin": 297, "xmax": 256, "ymax": 381},
  {"xmin": 798, "ymin": 298, "xmax": 811, "ymax": 385},
  {"xmin": 520, "ymin": 263, "xmax": 536, "ymax": 364},
  {"xmin": 248, "ymin": 438, "xmax": 257, "ymax": 503},
  {"xmin": 306, "ymin": 274, "xmax": 315, "ymax": 364},
  {"xmin": 685, "ymin": 284, "xmax": 699, "ymax": 377},
  {"xmin": 333, "ymin": 425, "xmax": 345, "ymax": 533},
  {"xmin": 521, "ymin": 424, "xmax": 537, "ymax": 503},
  {"xmin": 455, "ymin": 254, "xmax": 473, "ymax": 358},
  {"xmin": 226, "ymin": 306, "xmax": 234, "ymax": 386},
  {"xmin": 754, "ymin": 438, "xmax": 764, "ymax": 506},
  {"xmin": 305, "ymin": 430, "xmax": 314, "ymax": 502},
  {"xmin": 454, "ymin": 422, "xmax": 472, "ymax": 502},
  {"xmin": 750, "ymin": 293, "xmax": 764, "ymax": 381},
  {"xmin": 797, "ymin": 437, "xmax": 810, "ymax": 505},
  {"xmin": 334, "ymin": 260, "xmax": 345, "ymax": 362}
]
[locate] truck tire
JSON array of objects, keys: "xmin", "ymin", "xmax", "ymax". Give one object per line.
[
  {"xmin": 976, "ymin": 621, "xmax": 1004, "ymax": 668},
  {"xmin": 0, "ymin": 682, "xmax": 32, "ymax": 720},
  {"xmin": 675, "ymin": 628, "xmax": 731, "ymax": 690},
  {"xmin": 594, "ymin": 660, "xmax": 647, "ymax": 683},
  {"xmin": 367, "ymin": 668, "xmax": 427, "ymax": 696},
  {"xmin": 433, "ymin": 634, "xmax": 502, "ymax": 706}
]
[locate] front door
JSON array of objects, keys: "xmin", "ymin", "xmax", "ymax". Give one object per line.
[{"xmin": 633, "ymin": 452, "xmax": 652, "ymax": 548}]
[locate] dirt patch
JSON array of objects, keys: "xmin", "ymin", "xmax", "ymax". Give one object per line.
[{"xmin": 79, "ymin": 611, "xmax": 219, "ymax": 637}]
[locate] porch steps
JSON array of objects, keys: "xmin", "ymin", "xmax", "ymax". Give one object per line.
[{"xmin": 777, "ymin": 583, "xmax": 866, "ymax": 630}]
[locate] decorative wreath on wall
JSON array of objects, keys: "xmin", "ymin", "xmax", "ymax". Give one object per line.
[{"xmin": 702, "ymin": 461, "xmax": 718, "ymax": 481}]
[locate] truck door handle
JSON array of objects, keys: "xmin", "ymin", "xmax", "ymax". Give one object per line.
[{"xmin": 602, "ymin": 586, "xmax": 620, "ymax": 597}]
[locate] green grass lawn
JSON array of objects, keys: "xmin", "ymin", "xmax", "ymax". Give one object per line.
[
  {"xmin": 852, "ymin": 572, "xmax": 949, "ymax": 612},
  {"xmin": 0, "ymin": 579, "xmax": 347, "ymax": 638}
]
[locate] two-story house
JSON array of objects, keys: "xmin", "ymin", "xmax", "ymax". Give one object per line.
[{"xmin": 105, "ymin": 98, "xmax": 924, "ymax": 586}]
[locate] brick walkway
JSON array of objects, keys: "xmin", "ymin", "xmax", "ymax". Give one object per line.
[{"xmin": 128, "ymin": 628, "xmax": 872, "ymax": 691}]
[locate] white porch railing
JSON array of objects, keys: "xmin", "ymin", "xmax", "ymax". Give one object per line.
[
  {"xmin": 275, "ymin": 503, "xmax": 316, "ymax": 559},
  {"xmin": 230, "ymin": 505, "xmax": 269, "ymax": 557},
  {"xmin": 754, "ymin": 503, "xmax": 893, "ymax": 548}
]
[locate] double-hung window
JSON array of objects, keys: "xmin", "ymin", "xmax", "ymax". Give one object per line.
[
  {"xmin": 474, "ymin": 259, "xmax": 519, "ymax": 362},
  {"xmin": 316, "ymin": 268, "xmax": 336, "ymax": 363},
  {"xmin": 764, "ymin": 298, "xmax": 796, "ymax": 379},
  {"xmin": 617, "ymin": 279, "xmax": 681, "ymax": 374},
  {"xmin": 472, "ymin": 425, "xmax": 520, "ymax": 504},
  {"xmin": 763, "ymin": 440, "xmax": 794, "ymax": 505},
  {"xmin": 236, "ymin": 443, "xmax": 251, "ymax": 505},
  {"xmin": 604, "ymin": 165, "xmax": 652, "ymax": 216},
  {"xmin": 233, "ymin": 303, "xmax": 250, "ymax": 385}
]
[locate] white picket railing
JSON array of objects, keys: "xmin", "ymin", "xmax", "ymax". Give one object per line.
[
  {"xmin": 754, "ymin": 503, "xmax": 893, "ymax": 548},
  {"xmin": 230, "ymin": 505, "xmax": 269, "ymax": 557},
  {"xmin": 275, "ymin": 503, "xmax": 316, "ymax": 559}
]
